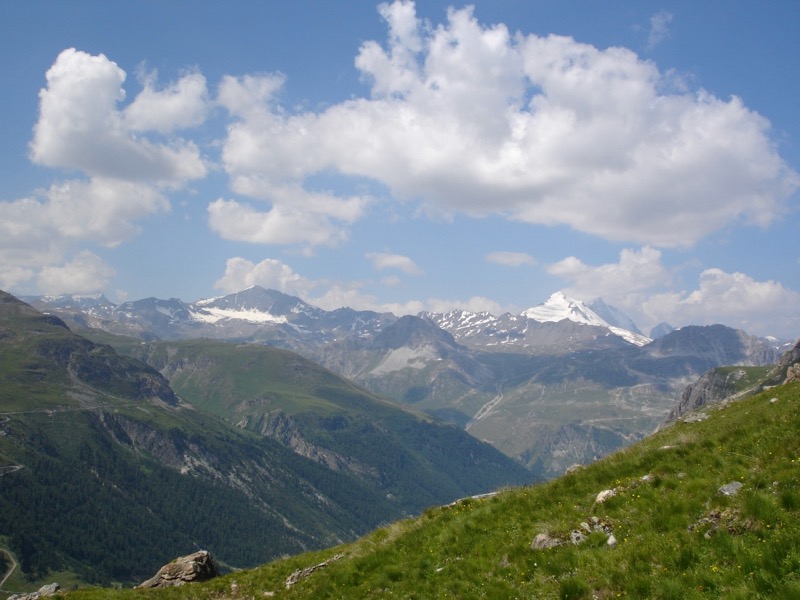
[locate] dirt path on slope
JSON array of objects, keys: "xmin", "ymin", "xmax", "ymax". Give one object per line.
[{"xmin": 0, "ymin": 548, "xmax": 18, "ymax": 591}]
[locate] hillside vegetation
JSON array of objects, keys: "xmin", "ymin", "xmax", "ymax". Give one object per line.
[
  {"xmin": 79, "ymin": 333, "xmax": 533, "ymax": 513},
  {"xmin": 0, "ymin": 292, "xmax": 400, "ymax": 585},
  {"xmin": 69, "ymin": 378, "xmax": 800, "ymax": 599},
  {"xmin": 0, "ymin": 291, "xmax": 530, "ymax": 592}
]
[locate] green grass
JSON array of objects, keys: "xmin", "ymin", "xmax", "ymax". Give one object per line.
[{"xmin": 63, "ymin": 381, "xmax": 800, "ymax": 599}]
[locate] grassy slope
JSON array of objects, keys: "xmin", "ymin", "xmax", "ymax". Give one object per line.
[{"xmin": 70, "ymin": 381, "xmax": 800, "ymax": 599}]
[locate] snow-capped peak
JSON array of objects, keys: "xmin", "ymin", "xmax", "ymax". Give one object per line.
[
  {"xmin": 520, "ymin": 292, "xmax": 608, "ymax": 327},
  {"xmin": 520, "ymin": 292, "xmax": 651, "ymax": 346}
]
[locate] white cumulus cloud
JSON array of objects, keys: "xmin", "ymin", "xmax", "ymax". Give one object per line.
[
  {"xmin": 207, "ymin": 185, "xmax": 368, "ymax": 247},
  {"xmin": 125, "ymin": 68, "xmax": 209, "ymax": 133},
  {"xmin": 548, "ymin": 246, "xmax": 672, "ymax": 300},
  {"xmin": 37, "ymin": 251, "xmax": 116, "ymax": 296},
  {"xmin": 0, "ymin": 179, "xmax": 168, "ymax": 291},
  {"xmin": 643, "ymin": 269, "xmax": 800, "ymax": 337},
  {"xmin": 43, "ymin": 178, "xmax": 169, "ymax": 246},
  {"xmin": 215, "ymin": 73, "xmax": 372, "ymax": 249},
  {"xmin": 547, "ymin": 246, "xmax": 800, "ymax": 338},
  {"xmin": 31, "ymin": 48, "xmax": 206, "ymax": 183},
  {"xmin": 213, "ymin": 257, "xmax": 312, "ymax": 296},
  {"xmin": 1, "ymin": 48, "xmax": 209, "ymax": 295},
  {"xmin": 215, "ymin": 1, "xmax": 797, "ymax": 248}
]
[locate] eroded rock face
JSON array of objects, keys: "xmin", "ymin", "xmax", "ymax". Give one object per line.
[
  {"xmin": 137, "ymin": 550, "xmax": 219, "ymax": 589},
  {"xmin": 786, "ymin": 363, "xmax": 800, "ymax": 384}
]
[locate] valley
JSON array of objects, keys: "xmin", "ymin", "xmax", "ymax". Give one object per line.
[
  {"xmin": 2, "ymin": 285, "xmax": 797, "ymax": 594},
  {"xmin": 28, "ymin": 286, "xmax": 787, "ymax": 478},
  {"xmin": 58, "ymin": 339, "xmax": 800, "ymax": 598},
  {"xmin": 0, "ymin": 290, "xmax": 529, "ymax": 590}
]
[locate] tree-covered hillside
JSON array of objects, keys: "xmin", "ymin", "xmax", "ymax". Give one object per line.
[
  {"xmin": 83, "ymin": 333, "xmax": 534, "ymax": 513},
  {"xmin": 0, "ymin": 291, "xmax": 531, "ymax": 591}
]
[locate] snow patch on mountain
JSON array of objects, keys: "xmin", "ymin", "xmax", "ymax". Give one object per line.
[
  {"xmin": 606, "ymin": 326, "xmax": 651, "ymax": 347},
  {"xmin": 369, "ymin": 345, "xmax": 442, "ymax": 375},
  {"xmin": 191, "ymin": 307, "xmax": 289, "ymax": 325},
  {"xmin": 193, "ymin": 295, "xmax": 222, "ymax": 307}
]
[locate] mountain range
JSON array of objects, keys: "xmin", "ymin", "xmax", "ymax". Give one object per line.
[
  {"xmin": 0, "ymin": 290, "xmax": 529, "ymax": 587},
  {"xmin": 27, "ymin": 286, "xmax": 791, "ymax": 477}
]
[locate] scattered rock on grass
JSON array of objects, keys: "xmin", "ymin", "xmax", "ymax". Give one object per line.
[
  {"xmin": 594, "ymin": 489, "xmax": 616, "ymax": 504},
  {"xmin": 137, "ymin": 551, "xmax": 218, "ymax": 589},
  {"xmin": 718, "ymin": 481, "xmax": 743, "ymax": 496},
  {"xmin": 531, "ymin": 533, "xmax": 562, "ymax": 550}
]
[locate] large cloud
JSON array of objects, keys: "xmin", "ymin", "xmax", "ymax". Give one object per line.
[
  {"xmin": 31, "ymin": 48, "xmax": 206, "ymax": 183},
  {"xmin": 642, "ymin": 269, "xmax": 800, "ymax": 338},
  {"xmin": 218, "ymin": 1, "xmax": 797, "ymax": 248},
  {"xmin": 548, "ymin": 246, "xmax": 672, "ymax": 302},
  {"xmin": 214, "ymin": 74, "xmax": 370, "ymax": 248},
  {"xmin": 124, "ymin": 68, "xmax": 209, "ymax": 133},
  {"xmin": 548, "ymin": 246, "xmax": 800, "ymax": 337},
  {"xmin": 0, "ymin": 179, "xmax": 168, "ymax": 291},
  {"xmin": 37, "ymin": 251, "xmax": 116, "ymax": 296},
  {"xmin": 1, "ymin": 48, "xmax": 209, "ymax": 294}
]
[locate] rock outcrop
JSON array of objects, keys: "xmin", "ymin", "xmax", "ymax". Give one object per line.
[
  {"xmin": 7, "ymin": 583, "xmax": 59, "ymax": 600},
  {"xmin": 669, "ymin": 369, "xmax": 744, "ymax": 420},
  {"xmin": 137, "ymin": 550, "xmax": 219, "ymax": 589},
  {"xmin": 285, "ymin": 554, "xmax": 343, "ymax": 589},
  {"xmin": 778, "ymin": 340, "xmax": 800, "ymax": 384}
]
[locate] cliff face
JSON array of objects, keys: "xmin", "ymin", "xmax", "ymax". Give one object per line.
[
  {"xmin": 669, "ymin": 368, "xmax": 755, "ymax": 420},
  {"xmin": 775, "ymin": 340, "xmax": 800, "ymax": 384},
  {"xmin": 668, "ymin": 339, "xmax": 800, "ymax": 421}
]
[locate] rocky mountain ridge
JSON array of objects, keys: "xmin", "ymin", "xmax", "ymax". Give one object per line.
[
  {"xmin": 27, "ymin": 287, "xmax": 654, "ymax": 352},
  {"xmin": 667, "ymin": 338, "xmax": 800, "ymax": 420},
  {"xmin": 25, "ymin": 287, "xmax": 791, "ymax": 477}
]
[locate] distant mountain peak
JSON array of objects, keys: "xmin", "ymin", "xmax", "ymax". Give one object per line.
[
  {"xmin": 34, "ymin": 292, "xmax": 114, "ymax": 309},
  {"xmin": 650, "ymin": 322, "xmax": 675, "ymax": 339},
  {"xmin": 190, "ymin": 287, "xmax": 321, "ymax": 325},
  {"xmin": 518, "ymin": 292, "xmax": 651, "ymax": 347},
  {"xmin": 520, "ymin": 292, "xmax": 607, "ymax": 327},
  {"xmin": 588, "ymin": 298, "xmax": 644, "ymax": 336}
]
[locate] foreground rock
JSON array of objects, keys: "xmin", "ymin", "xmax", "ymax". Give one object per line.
[
  {"xmin": 137, "ymin": 550, "xmax": 219, "ymax": 589},
  {"xmin": 8, "ymin": 583, "xmax": 59, "ymax": 600}
]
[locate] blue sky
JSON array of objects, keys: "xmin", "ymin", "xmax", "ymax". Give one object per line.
[{"xmin": 1, "ymin": 0, "xmax": 798, "ymax": 338}]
